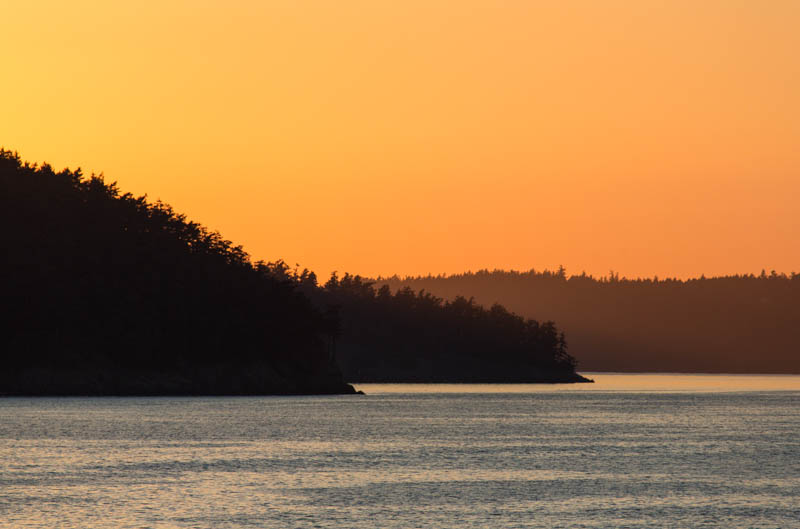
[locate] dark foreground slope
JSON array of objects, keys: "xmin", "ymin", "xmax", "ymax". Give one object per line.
[
  {"xmin": 0, "ymin": 150, "xmax": 356, "ymax": 395},
  {"xmin": 378, "ymin": 269, "xmax": 800, "ymax": 374},
  {"xmin": 270, "ymin": 269, "xmax": 591, "ymax": 383}
]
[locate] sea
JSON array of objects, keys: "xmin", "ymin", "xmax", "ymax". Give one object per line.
[{"xmin": 1, "ymin": 374, "xmax": 798, "ymax": 528}]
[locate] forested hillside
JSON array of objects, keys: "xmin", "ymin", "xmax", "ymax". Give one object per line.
[
  {"xmin": 276, "ymin": 269, "xmax": 588, "ymax": 383},
  {"xmin": 0, "ymin": 150, "xmax": 588, "ymax": 393},
  {"xmin": 378, "ymin": 269, "xmax": 800, "ymax": 374},
  {"xmin": 0, "ymin": 149, "xmax": 354, "ymax": 395}
]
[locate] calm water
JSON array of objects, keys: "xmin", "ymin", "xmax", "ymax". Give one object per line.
[{"xmin": 1, "ymin": 374, "xmax": 798, "ymax": 528}]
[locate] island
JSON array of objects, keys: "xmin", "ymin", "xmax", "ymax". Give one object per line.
[{"xmin": 0, "ymin": 149, "xmax": 590, "ymax": 395}]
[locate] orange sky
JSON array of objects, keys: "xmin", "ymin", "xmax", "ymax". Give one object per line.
[{"xmin": 3, "ymin": 1, "xmax": 799, "ymax": 280}]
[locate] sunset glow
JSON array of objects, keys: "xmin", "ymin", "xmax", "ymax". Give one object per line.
[{"xmin": 4, "ymin": 1, "xmax": 799, "ymax": 279}]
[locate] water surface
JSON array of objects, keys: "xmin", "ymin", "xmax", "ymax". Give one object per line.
[
  {"xmin": 359, "ymin": 372, "xmax": 800, "ymax": 393},
  {"xmin": 1, "ymin": 374, "xmax": 798, "ymax": 528}
]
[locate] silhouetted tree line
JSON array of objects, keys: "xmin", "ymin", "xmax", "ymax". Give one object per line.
[
  {"xmin": 377, "ymin": 268, "xmax": 800, "ymax": 374},
  {"xmin": 267, "ymin": 265, "xmax": 586, "ymax": 382},
  {"xmin": 0, "ymin": 150, "xmax": 352, "ymax": 394},
  {"xmin": 0, "ymin": 150, "xmax": 585, "ymax": 393}
]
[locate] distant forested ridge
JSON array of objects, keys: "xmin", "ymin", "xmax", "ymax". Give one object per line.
[
  {"xmin": 0, "ymin": 149, "xmax": 355, "ymax": 395},
  {"xmin": 268, "ymin": 267, "xmax": 589, "ymax": 383},
  {"xmin": 377, "ymin": 269, "xmax": 800, "ymax": 374}
]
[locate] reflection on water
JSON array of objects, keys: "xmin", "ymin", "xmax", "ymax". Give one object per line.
[
  {"xmin": 1, "ymin": 374, "xmax": 798, "ymax": 529},
  {"xmin": 357, "ymin": 373, "xmax": 800, "ymax": 394}
]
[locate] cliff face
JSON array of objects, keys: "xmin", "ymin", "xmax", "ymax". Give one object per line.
[{"xmin": 0, "ymin": 150, "xmax": 356, "ymax": 396}]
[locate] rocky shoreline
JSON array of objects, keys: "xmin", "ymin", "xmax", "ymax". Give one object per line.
[
  {"xmin": 0, "ymin": 363, "xmax": 360, "ymax": 397},
  {"xmin": 345, "ymin": 369, "xmax": 593, "ymax": 384}
]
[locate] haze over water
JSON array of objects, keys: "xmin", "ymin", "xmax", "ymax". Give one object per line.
[{"xmin": 2, "ymin": 374, "xmax": 798, "ymax": 528}]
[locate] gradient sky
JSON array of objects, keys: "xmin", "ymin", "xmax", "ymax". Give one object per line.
[{"xmin": 4, "ymin": 1, "xmax": 799, "ymax": 279}]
